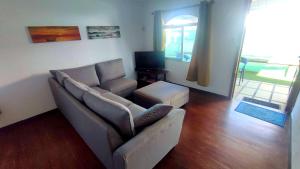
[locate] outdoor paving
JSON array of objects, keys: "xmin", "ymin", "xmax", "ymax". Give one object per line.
[{"xmin": 234, "ymin": 79, "xmax": 290, "ymax": 111}]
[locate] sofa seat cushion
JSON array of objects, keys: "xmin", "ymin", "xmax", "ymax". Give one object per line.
[
  {"xmin": 102, "ymin": 92, "xmax": 133, "ymax": 107},
  {"xmin": 95, "ymin": 58, "xmax": 126, "ymax": 83},
  {"xmin": 55, "ymin": 64, "xmax": 100, "ymax": 87},
  {"xmin": 90, "ymin": 86, "xmax": 109, "ymax": 95},
  {"xmin": 83, "ymin": 90, "xmax": 135, "ymax": 140},
  {"xmin": 133, "ymin": 104, "xmax": 173, "ymax": 130},
  {"xmin": 64, "ymin": 78, "xmax": 89, "ymax": 101},
  {"xmin": 101, "ymin": 78, "xmax": 137, "ymax": 97}
]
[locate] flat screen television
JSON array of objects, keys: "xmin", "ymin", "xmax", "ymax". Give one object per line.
[{"xmin": 135, "ymin": 51, "xmax": 165, "ymax": 70}]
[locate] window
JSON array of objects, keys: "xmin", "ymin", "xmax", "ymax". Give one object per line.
[{"xmin": 164, "ymin": 15, "xmax": 198, "ymax": 62}]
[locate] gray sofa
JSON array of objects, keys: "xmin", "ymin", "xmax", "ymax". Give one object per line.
[{"xmin": 49, "ymin": 58, "xmax": 186, "ymax": 169}]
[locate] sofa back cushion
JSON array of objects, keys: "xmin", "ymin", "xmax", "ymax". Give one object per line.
[
  {"xmin": 52, "ymin": 64, "xmax": 100, "ymax": 87},
  {"xmin": 50, "ymin": 70, "xmax": 70, "ymax": 85},
  {"xmin": 64, "ymin": 78, "xmax": 89, "ymax": 101},
  {"xmin": 95, "ymin": 58, "xmax": 126, "ymax": 83},
  {"xmin": 83, "ymin": 90, "xmax": 135, "ymax": 139}
]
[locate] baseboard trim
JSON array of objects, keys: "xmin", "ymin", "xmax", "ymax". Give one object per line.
[{"xmin": 0, "ymin": 109, "xmax": 59, "ymax": 130}]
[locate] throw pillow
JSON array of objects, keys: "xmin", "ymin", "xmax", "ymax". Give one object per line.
[{"xmin": 134, "ymin": 104, "xmax": 173, "ymax": 130}]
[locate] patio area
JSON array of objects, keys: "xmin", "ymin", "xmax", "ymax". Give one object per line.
[
  {"xmin": 232, "ymin": 0, "xmax": 300, "ymax": 114},
  {"xmin": 233, "ymin": 58, "xmax": 298, "ymax": 112},
  {"xmin": 234, "ymin": 79, "xmax": 290, "ymax": 112},
  {"xmin": 238, "ymin": 60, "xmax": 297, "ymax": 86}
]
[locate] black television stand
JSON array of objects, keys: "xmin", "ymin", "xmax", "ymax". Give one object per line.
[{"xmin": 136, "ymin": 69, "xmax": 168, "ymax": 88}]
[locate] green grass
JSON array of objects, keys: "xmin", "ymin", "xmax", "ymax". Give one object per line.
[
  {"xmin": 240, "ymin": 62, "xmax": 289, "ymax": 72},
  {"xmin": 238, "ymin": 61, "xmax": 292, "ymax": 86},
  {"xmin": 238, "ymin": 71, "xmax": 292, "ymax": 86}
]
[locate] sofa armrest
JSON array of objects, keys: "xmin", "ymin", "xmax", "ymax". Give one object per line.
[{"xmin": 113, "ymin": 109, "xmax": 185, "ymax": 169}]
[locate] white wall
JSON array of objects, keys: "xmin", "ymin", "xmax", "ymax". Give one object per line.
[
  {"xmin": 0, "ymin": 0, "xmax": 144, "ymax": 128},
  {"xmin": 0, "ymin": 0, "xmax": 251, "ymax": 127},
  {"xmin": 142, "ymin": 0, "xmax": 248, "ymax": 96},
  {"xmin": 292, "ymin": 92, "xmax": 300, "ymax": 169}
]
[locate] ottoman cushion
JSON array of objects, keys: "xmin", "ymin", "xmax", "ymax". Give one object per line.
[
  {"xmin": 101, "ymin": 78, "xmax": 137, "ymax": 97},
  {"xmin": 134, "ymin": 81, "xmax": 189, "ymax": 108}
]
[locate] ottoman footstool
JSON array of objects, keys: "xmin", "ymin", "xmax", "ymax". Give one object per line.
[{"xmin": 134, "ymin": 81, "xmax": 189, "ymax": 108}]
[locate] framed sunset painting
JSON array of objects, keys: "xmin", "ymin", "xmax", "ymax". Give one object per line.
[{"xmin": 28, "ymin": 26, "xmax": 81, "ymax": 43}]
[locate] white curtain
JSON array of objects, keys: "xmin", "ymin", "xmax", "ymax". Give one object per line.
[{"xmin": 242, "ymin": 0, "xmax": 300, "ymax": 61}]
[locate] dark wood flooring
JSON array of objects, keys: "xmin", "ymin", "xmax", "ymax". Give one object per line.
[{"xmin": 0, "ymin": 90, "xmax": 289, "ymax": 169}]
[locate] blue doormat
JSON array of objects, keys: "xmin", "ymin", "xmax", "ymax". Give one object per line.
[{"xmin": 235, "ymin": 102, "xmax": 287, "ymax": 127}]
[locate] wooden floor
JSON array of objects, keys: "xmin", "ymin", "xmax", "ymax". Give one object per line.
[{"xmin": 0, "ymin": 90, "xmax": 289, "ymax": 169}]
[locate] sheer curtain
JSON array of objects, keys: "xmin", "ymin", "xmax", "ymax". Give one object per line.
[
  {"xmin": 242, "ymin": 0, "xmax": 300, "ymax": 62},
  {"xmin": 242, "ymin": 0, "xmax": 300, "ymax": 112}
]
